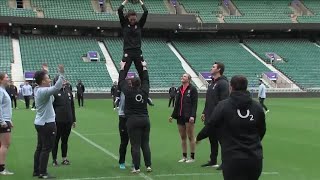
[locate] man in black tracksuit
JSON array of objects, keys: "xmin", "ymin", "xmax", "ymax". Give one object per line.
[
  {"xmin": 52, "ymin": 80, "xmax": 76, "ymax": 166},
  {"xmin": 197, "ymin": 75, "xmax": 266, "ymax": 180},
  {"xmin": 111, "ymin": 81, "xmax": 118, "ymax": 109},
  {"xmin": 168, "ymin": 84, "xmax": 176, "ymax": 108},
  {"xmin": 76, "ymin": 80, "xmax": 85, "ymax": 107},
  {"xmin": 118, "ymin": 61, "xmax": 152, "ymax": 173},
  {"xmin": 118, "ymin": 0, "xmax": 148, "ymax": 80},
  {"xmin": 201, "ymin": 62, "xmax": 229, "ymax": 169},
  {"xmin": 5, "ymin": 81, "xmax": 18, "ymax": 109}
]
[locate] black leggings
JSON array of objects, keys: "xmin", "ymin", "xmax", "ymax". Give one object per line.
[
  {"xmin": 52, "ymin": 122, "xmax": 72, "ymax": 160},
  {"xmin": 118, "ymin": 116, "xmax": 129, "ymax": 164},
  {"xmin": 126, "ymin": 116, "xmax": 151, "ymax": 170},
  {"xmin": 223, "ymin": 158, "xmax": 263, "ymax": 180},
  {"xmin": 259, "ymin": 98, "xmax": 268, "ymax": 111}
]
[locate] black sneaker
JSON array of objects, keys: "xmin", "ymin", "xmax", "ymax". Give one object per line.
[
  {"xmin": 38, "ymin": 174, "xmax": 56, "ymax": 179},
  {"xmin": 52, "ymin": 160, "xmax": 58, "ymax": 166},
  {"xmin": 33, "ymin": 172, "xmax": 39, "ymax": 177},
  {"xmin": 61, "ymin": 159, "xmax": 70, "ymax": 165}
]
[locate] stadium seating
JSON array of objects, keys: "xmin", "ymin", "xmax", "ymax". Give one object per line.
[
  {"xmin": 245, "ymin": 39, "xmax": 320, "ymax": 88},
  {"xmin": 0, "ymin": 36, "xmax": 12, "ymax": 77},
  {"xmin": 31, "ymin": 0, "xmax": 118, "ymax": 21},
  {"xmin": 297, "ymin": 0, "xmax": 320, "ymax": 23},
  {"xmin": 173, "ymin": 39, "xmax": 270, "ymax": 85},
  {"xmin": 110, "ymin": 0, "xmax": 169, "ymax": 14},
  {"xmin": 19, "ymin": 36, "xmax": 112, "ymax": 91},
  {"xmin": 104, "ymin": 38, "xmax": 185, "ymax": 88},
  {"xmin": 224, "ymin": 0, "xmax": 293, "ymax": 23},
  {"xmin": 0, "ymin": 1, "xmax": 36, "ymax": 17},
  {"xmin": 178, "ymin": 0, "xmax": 220, "ymax": 23}
]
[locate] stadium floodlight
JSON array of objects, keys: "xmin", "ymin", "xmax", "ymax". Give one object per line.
[
  {"xmin": 33, "ymin": 27, "xmax": 37, "ymax": 30},
  {"xmin": 97, "ymin": 27, "xmax": 100, "ymax": 30},
  {"xmin": 8, "ymin": 23, "xmax": 12, "ymax": 26},
  {"xmin": 54, "ymin": 25, "xmax": 58, "ymax": 28},
  {"xmin": 74, "ymin": 29, "xmax": 77, "ymax": 32}
]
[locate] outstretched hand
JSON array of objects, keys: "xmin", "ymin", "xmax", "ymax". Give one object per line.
[{"xmin": 120, "ymin": 61, "xmax": 126, "ymax": 70}]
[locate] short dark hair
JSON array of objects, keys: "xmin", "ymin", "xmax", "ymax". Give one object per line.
[
  {"xmin": 34, "ymin": 70, "xmax": 47, "ymax": 85},
  {"xmin": 0, "ymin": 73, "xmax": 6, "ymax": 80},
  {"xmin": 230, "ymin": 75, "xmax": 248, "ymax": 91},
  {"xmin": 214, "ymin": 62, "xmax": 225, "ymax": 75},
  {"xmin": 131, "ymin": 77, "xmax": 141, "ymax": 88},
  {"xmin": 127, "ymin": 10, "xmax": 137, "ymax": 17}
]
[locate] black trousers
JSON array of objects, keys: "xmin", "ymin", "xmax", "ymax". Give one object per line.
[
  {"xmin": 77, "ymin": 93, "xmax": 84, "ymax": 107},
  {"xmin": 209, "ymin": 132, "xmax": 219, "ymax": 164},
  {"xmin": 52, "ymin": 122, "xmax": 72, "ymax": 160},
  {"xmin": 113, "ymin": 96, "xmax": 116, "ymax": 108},
  {"xmin": 126, "ymin": 115, "xmax": 151, "ymax": 170},
  {"xmin": 10, "ymin": 95, "xmax": 17, "ymax": 108},
  {"xmin": 168, "ymin": 97, "xmax": 175, "ymax": 107},
  {"xmin": 259, "ymin": 98, "xmax": 268, "ymax": 111},
  {"xmin": 122, "ymin": 50, "xmax": 144, "ymax": 80},
  {"xmin": 223, "ymin": 158, "xmax": 263, "ymax": 180},
  {"xmin": 24, "ymin": 95, "xmax": 30, "ymax": 109},
  {"xmin": 34, "ymin": 122, "xmax": 57, "ymax": 175},
  {"xmin": 118, "ymin": 116, "xmax": 129, "ymax": 164},
  {"xmin": 32, "ymin": 101, "xmax": 36, "ymax": 108}
]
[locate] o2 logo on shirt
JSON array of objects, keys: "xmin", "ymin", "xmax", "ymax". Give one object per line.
[
  {"xmin": 237, "ymin": 109, "xmax": 254, "ymax": 121},
  {"xmin": 135, "ymin": 94, "xmax": 144, "ymax": 103}
]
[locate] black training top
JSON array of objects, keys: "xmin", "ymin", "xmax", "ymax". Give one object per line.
[
  {"xmin": 118, "ymin": 4, "xmax": 148, "ymax": 51},
  {"xmin": 202, "ymin": 76, "xmax": 229, "ymax": 125},
  {"xmin": 119, "ymin": 70, "xmax": 149, "ymax": 117},
  {"xmin": 197, "ymin": 91, "xmax": 266, "ymax": 161},
  {"xmin": 53, "ymin": 88, "xmax": 76, "ymax": 123}
]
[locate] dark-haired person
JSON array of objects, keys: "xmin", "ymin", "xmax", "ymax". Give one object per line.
[
  {"xmin": 76, "ymin": 80, "xmax": 85, "ymax": 108},
  {"xmin": 22, "ymin": 81, "xmax": 33, "ymax": 109},
  {"xmin": 168, "ymin": 84, "xmax": 176, "ymax": 108},
  {"xmin": 5, "ymin": 81, "xmax": 18, "ymax": 109},
  {"xmin": 118, "ymin": 0, "xmax": 148, "ymax": 80},
  {"xmin": 201, "ymin": 62, "xmax": 229, "ymax": 169},
  {"xmin": 33, "ymin": 65, "xmax": 65, "ymax": 179},
  {"xmin": 197, "ymin": 75, "xmax": 266, "ymax": 180},
  {"xmin": 111, "ymin": 81, "xmax": 118, "ymax": 110},
  {"xmin": 118, "ymin": 61, "xmax": 151, "ymax": 173},
  {"xmin": 258, "ymin": 80, "xmax": 269, "ymax": 114},
  {"xmin": 0, "ymin": 73, "xmax": 14, "ymax": 175},
  {"xmin": 52, "ymin": 78, "xmax": 76, "ymax": 167},
  {"xmin": 169, "ymin": 73, "xmax": 198, "ymax": 163}
]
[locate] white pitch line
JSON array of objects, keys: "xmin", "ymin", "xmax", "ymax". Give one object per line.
[
  {"xmin": 59, "ymin": 172, "xmax": 280, "ymax": 180},
  {"xmin": 71, "ymin": 130, "xmax": 153, "ymax": 180}
]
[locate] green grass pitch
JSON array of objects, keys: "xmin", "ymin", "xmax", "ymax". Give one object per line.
[{"xmin": 2, "ymin": 98, "xmax": 320, "ymax": 180}]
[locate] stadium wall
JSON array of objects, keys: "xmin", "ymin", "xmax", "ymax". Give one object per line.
[{"xmin": 83, "ymin": 92, "xmax": 320, "ymax": 99}]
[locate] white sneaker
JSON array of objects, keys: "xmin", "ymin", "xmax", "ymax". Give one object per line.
[
  {"xmin": 265, "ymin": 110, "xmax": 270, "ymax": 114},
  {"xmin": 212, "ymin": 164, "xmax": 220, "ymax": 168},
  {"xmin": 31, "ymin": 108, "xmax": 36, "ymax": 111},
  {"xmin": 131, "ymin": 168, "xmax": 140, "ymax": 173},
  {"xmin": 0, "ymin": 169, "xmax": 14, "ymax": 175},
  {"xmin": 113, "ymin": 108, "xmax": 116, "ymax": 111},
  {"xmin": 186, "ymin": 158, "xmax": 195, "ymax": 163},
  {"xmin": 146, "ymin": 167, "xmax": 152, "ymax": 172},
  {"xmin": 178, "ymin": 157, "xmax": 187, "ymax": 163}
]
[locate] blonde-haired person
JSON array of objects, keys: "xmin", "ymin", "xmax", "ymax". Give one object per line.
[
  {"xmin": 169, "ymin": 73, "xmax": 198, "ymax": 163},
  {"xmin": 0, "ymin": 73, "xmax": 14, "ymax": 175}
]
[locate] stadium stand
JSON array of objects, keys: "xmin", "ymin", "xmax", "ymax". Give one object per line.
[
  {"xmin": 19, "ymin": 35, "xmax": 112, "ymax": 91},
  {"xmin": 224, "ymin": 0, "xmax": 293, "ymax": 23},
  {"xmin": 178, "ymin": 0, "xmax": 221, "ymax": 23},
  {"xmin": 110, "ymin": 0, "xmax": 169, "ymax": 14},
  {"xmin": 297, "ymin": 0, "xmax": 320, "ymax": 23},
  {"xmin": 172, "ymin": 39, "xmax": 270, "ymax": 85},
  {"xmin": 104, "ymin": 38, "xmax": 185, "ymax": 88},
  {"xmin": 245, "ymin": 39, "xmax": 320, "ymax": 88},
  {"xmin": 0, "ymin": 36, "xmax": 12, "ymax": 77},
  {"xmin": 31, "ymin": 0, "xmax": 117, "ymax": 21},
  {"xmin": 0, "ymin": 0, "xmax": 36, "ymax": 17}
]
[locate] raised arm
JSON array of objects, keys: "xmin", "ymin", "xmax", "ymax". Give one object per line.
[
  {"xmin": 140, "ymin": 61, "xmax": 149, "ymax": 95},
  {"xmin": 42, "ymin": 65, "xmax": 65, "ymax": 98},
  {"xmin": 118, "ymin": 0, "xmax": 128, "ymax": 27},
  {"xmin": 139, "ymin": 0, "xmax": 148, "ymax": 28},
  {"xmin": 119, "ymin": 61, "xmax": 129, "ymax": 94}
]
